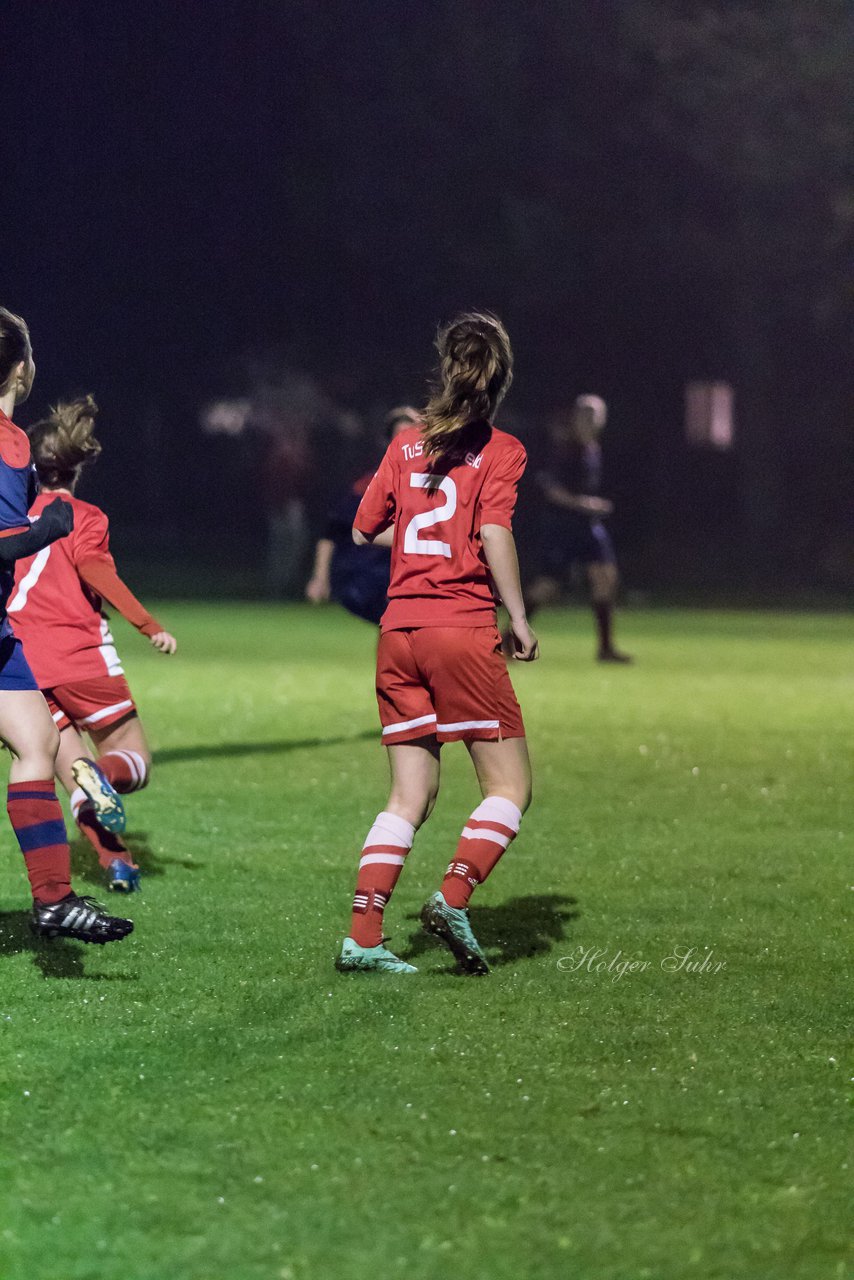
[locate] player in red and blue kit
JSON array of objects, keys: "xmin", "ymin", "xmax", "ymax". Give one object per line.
[
  {"xmin": 0, "ymin": 308, "xmax": 131, "ymax": 943},
  {"xmin": 9, "ymin": 395, "xmax": 177, "ymax": 893},
  {"xmin": 336, "ymin": 314, "xmax": 538, "ymax": 976}
]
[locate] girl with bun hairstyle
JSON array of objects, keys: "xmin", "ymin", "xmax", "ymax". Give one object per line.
[
  {"xmin": 337, "ymin": 312, "xmax": 537, "ymax": 976},
  {"xmin": 0, "ymin": 308, "xmax": 131, "ymax": 942},
  {"xmin": 9, "ymin": 395, "xmax": 176, "ymax": 893}
]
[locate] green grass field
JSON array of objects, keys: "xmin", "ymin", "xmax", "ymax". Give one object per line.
[{"xmin": 0, "ymin": 604, "xmax": 850, "ymax": 1280}]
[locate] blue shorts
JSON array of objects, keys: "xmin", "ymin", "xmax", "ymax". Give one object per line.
[
  {"xmin": 538, "ymin": 516, "xmax": 616, "ymax": 576},
  {"xmin": 0, "ymin": 634, "xmax": 39, "ymax": 692},
  {"xmin": 331, "ymin": 563, "xmax": 389, "ymax": 627}
]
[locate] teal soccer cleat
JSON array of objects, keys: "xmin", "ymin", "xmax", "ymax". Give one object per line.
[
  {"xmin": 71, "ymin": 758, "xmax": 126, "ymax": 834},
  {"xmin": 335, "ymin": 938, "xmax": 417, "ymax": 974},
  {"xmin": 420, "ymin": 891, "xmax": 489, "ymax": 975}
]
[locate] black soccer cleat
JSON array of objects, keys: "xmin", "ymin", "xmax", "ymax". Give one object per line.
[{"xmin": 31, "ymin": 893, "xmax": 134, "ymax": 945}]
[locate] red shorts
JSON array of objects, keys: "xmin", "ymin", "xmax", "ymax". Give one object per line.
[
  {"xmin": 376, "ymin": 626, "xmax": 525, "ymax": 745},
  {"xmin": 44, "ymin": 674, "xmax": 138, "ymax": 734}
]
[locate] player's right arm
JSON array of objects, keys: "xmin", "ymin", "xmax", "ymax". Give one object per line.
[
  {"xmin": 0, "ymin": 496, "xmax": 74, "ymax": 565},
  {"xmin": 353, "ymin": 447, "xmax": 396, "ymax": 545}
]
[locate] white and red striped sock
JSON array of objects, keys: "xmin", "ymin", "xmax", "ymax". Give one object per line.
[
  {"xmin": 348, "ymin": 811, "xmax": 415, "ymax": 947},
  {"xmin": 97, "ymin": 750, "xmax": 149, "ymax": 793},
  {"xmin": 70, "ymin": 787, "xmax": 132, "ymax": 869},
  {"xmin": 441, "ymin": 796, "xmax": 522, "ymax": 908}
]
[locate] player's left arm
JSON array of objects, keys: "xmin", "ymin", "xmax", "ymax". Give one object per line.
[
  {"xmin": 73, "ymin": 509, "xmax": 177, "ymax": 655},
  {"xmin": 477, "ymin": 441, "xmax": 539, "ymax": 661}
]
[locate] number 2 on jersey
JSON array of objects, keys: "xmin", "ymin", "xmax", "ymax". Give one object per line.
[{"xmin": 403, "ymin": 474, "xmax": 457, "ymax": 558}]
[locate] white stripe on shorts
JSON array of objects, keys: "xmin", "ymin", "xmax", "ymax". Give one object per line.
[
  {"xmin": 381, "ymin": 713, "xmax": 437, "ymax": 737},
  {"xmin": 436, "ymin": 719, "xmax": 499, "ymax": 734},
  {"xmin": 79, "ymin": 699, "xmax": 133, "ymax": 727}
]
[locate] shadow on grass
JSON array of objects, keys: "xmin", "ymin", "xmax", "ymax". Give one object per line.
[
  {"xmin": 402, "ymin": 893, "xmax": 580, "ymax": 971},
  {"xmin": 152, "ymin": 729, "xmax": 376, "ymax": 766},
  {"xmin": 0, "ymin": 910, "xmax": 138, "ymax": 981}
]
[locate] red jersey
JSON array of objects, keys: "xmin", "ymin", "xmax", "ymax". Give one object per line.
[
  {"xmin": 8, "ymin": 490, "xmax": 160, "ymax": 688},
  {"xmin": 355, "ymin": 423, "xmax": 526, "ymax": 630}
]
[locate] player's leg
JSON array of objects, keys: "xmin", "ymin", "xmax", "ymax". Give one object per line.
[
  {"xmin": 55, "ymin": 722, "xmax": 140, "ymax": 892},
  {"xmin": 86, "ymin": 705, "xmax": 152, "ymax": 797},
  {"xmin": 0, "ymin": 676, "xmax": 132, "ymax": 943},
  {"xmin": 419, "ymin": 627, "xmax": 529, "ymax": 973},
  {"xmin": 339, "ymin": 740, "xmax": 441, "ymax": 973},
  {"xmin": 421, "ymin": 737, "xmax": 530, "ymax": 975},
  {"xmin": 337, "ymin": 630, "xmax": 438, "ymax": 974},
  {"xmin": 588, "ymin": 556, "xmax": 632, "ymax": 663}
]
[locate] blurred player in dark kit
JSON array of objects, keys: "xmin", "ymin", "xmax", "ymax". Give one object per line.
[
  {"xmin": 526, "ymin": 394, "xmax": 632, "ymax": 663},
  {"xmin": 306, "ymin": 406, "xmax": 421, "ymax": 625}
]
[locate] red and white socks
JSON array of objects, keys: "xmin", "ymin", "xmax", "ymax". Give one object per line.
[
  {"xmin": 96, "ymin": 750, "xmax": 149, "ymax": 793},
  {"xmin": 7, "ymin": 780, "xmax": 73, "ymax": 904},
  {"xmin": 69, "ymin": 789, "xmax": 135, "ymax": 870},
  {"xmin": 68, "ymin": 750, "xmax": 147, "ymax": 870},
  {"xmin": 348, "ymin": 811, "xmax": 415, "ymax": 947},
  {"xmin": 441, "ymin": 796, "xmax": 522, "ymax": 909}
]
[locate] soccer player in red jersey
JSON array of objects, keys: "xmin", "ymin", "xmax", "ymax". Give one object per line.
[
  {"xmin": 336, "ymin": 313, "xmax": 538, "ymax": 975},
  {"xmin": 0, "ymin": 308, "xmax": 131, "ymax": 942},
  {"xmin": 9, "ymin": 395, "xmax": 176, "ymax": 893}
]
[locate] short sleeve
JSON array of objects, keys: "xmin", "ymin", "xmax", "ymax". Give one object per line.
[
  {"xmin": 477, "ymin": 440, "xmax": 527, "ymax": 531},
  {"xmin": 353, "ymin": 446, "xmax": 396, "ymax": 538},
  {"xmin": 71, "ymin": 506, "xmax": 113, "ymax": 566}
]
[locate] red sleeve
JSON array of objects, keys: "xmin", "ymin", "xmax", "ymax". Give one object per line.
[
  {"xmin": 70, "ymin": 504, "xmax": 112, "ymax": 564},
  {"xmin": 476, "ymin": 440, "xmax": 527, "ymax": 531},
  {"xmin": 71, "ymin": 509, "xmax": 162, "ymax": 635},
  {"xmin": 353, "ymin": 445, "xmax": 397, "ymax": 538},
  {"xmin": 77, "ymin": 559, "xmax": 163, "ymax": 636}
]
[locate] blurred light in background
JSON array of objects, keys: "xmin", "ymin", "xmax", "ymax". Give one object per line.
[{"xmin": 685, "ymin": 382, "xmax": 734, "ymax": 450}]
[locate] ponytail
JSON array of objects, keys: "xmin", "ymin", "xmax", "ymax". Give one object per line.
[
  {"xmin": 29, "ymin": 395, "xmax": 102, "ymax": 488},
  {"xmin": 421, "ymin": 311, "xmax": 513, "ymax": 459}
]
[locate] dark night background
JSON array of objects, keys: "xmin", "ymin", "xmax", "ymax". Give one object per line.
[{"xmin": 2, "ymin": 1, "xmax": 852, "ymax": 597}]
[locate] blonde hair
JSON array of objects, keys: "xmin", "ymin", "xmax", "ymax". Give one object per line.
[
  {"xmin": 30, "ymin": 395, "xmax": 102, "ymax": 489},
  {"xmin": 421, "ymin": 312, "xmax": 513, "ymax": 458}
]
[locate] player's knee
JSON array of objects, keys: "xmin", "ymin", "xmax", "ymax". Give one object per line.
[
  {"xmin": 487, "ymin": 780, "xmax": 531, "ymax": 815},
  {"xmin": 388, "ymin": 787, "xmax": 436, "ymax": 830},
  {"xmin": 21, "ymin": 719, "xmax": 60, "ymax": 774}
]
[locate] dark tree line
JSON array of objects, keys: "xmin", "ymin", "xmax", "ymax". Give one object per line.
[{"xmin": 5, "ymin": 0, "xmax": 852, "ymax": 589}]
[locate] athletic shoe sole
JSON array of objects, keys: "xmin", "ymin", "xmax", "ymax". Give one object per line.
[
  {"xmin": 71, "ymin": 759, "xmax": 126, "ymax": 834},
  {"xmin": 420, "ymin": 899, "xmax": 489, "ymax": 976}
]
